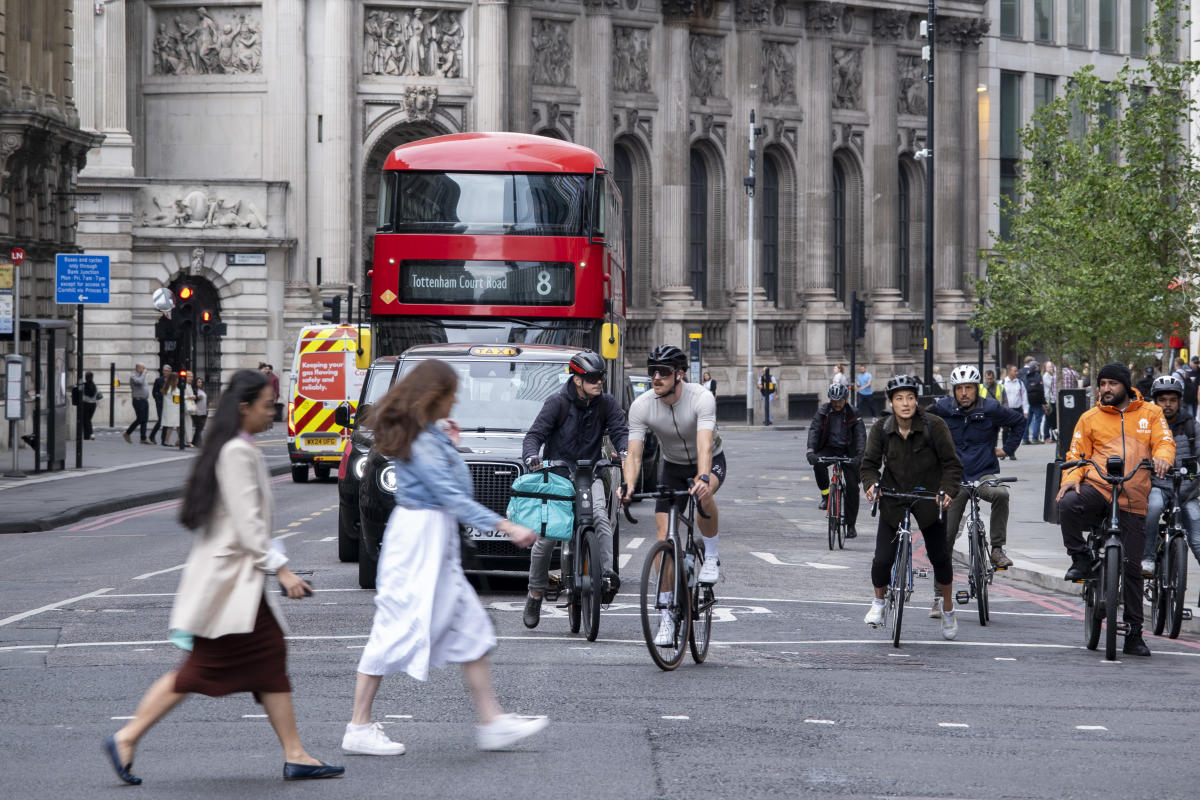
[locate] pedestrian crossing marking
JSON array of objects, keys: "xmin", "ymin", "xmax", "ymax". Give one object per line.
[{"xmin": 626, "ymin": 537, "xmax": 645, "ymax": 549}]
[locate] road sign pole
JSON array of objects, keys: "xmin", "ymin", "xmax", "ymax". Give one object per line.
[{"xmin": 76, "ymin": 304, "xmax": 83, "ymax": 469}]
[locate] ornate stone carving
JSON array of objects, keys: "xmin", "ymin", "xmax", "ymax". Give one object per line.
[
  {"xmin": 688, "ymin": 114, "xmax": 727, "ymax": 147},
  {"xmin": 140, "ymin": 189, "xmax": 266, "ymax": 229},
  {"xmin": 690, "ymin": 35, "xmax": 724, "ymax": 103},
  {"xmin": 833, "ymin": 123, "xmax": 865, "ymax": 154},
  {"xmin": 897, "ymin": 55, "xmax": 927, "ymax": 116},
  {"xmin": 533, "ymin": 103, "xmax": 576, "ymax": 139},
  {"xmin": 735, "ymin": 0, "xmax": 772, "ymax": 27},
  {"xmin": 533, "ymin": 20, "xmax": 573, "ymax": 86},
  {"xmin": 832, "ymin": 48, "xmax": 862, "ymax": 110},
  {"xmin": 151, "ymin": 6, "xmax": 262, "ymax": 75},
  {"xmin": 805, "ymin": 2, "xmax": 842, "ymax": 33},
  {"xmin": 614, "ymin": 107, "xmax": 654, "ymax": 143},
  {"xmin": 581, "ymin": 0, "xmax": 621, "ymax": 9},
  {"xmin": 873, "ymin": 9, "xmax": 908, "ymax": 40},
  {"xmin": 935, "ymin": 16, "xmax": 990, "ymax": 47},
  {"xmin": 773, "ymin": 3, "xmax": 787, "ymax": 26},
  {"xmin": 841, "ymin": 8, "xmax": 856, "ymax": 34},
  {"xmin": 362, "ymin": 7, "xmax": 465, "ymax": 78},
  {"xmin": 661, "ymin": 0, "xmax": 698, "ymax": 22},
  {"xmin": 769, "ymin": 117, "xmax": 800, "ymax": 152},
  {"xmin": 613, "ymin": 27, "xmax": 651, "ymax": 93},
  {"xmin": 762, "ymin": 42, "xmax": 796, "ymax": 106},
  {"xmin": 403, "ymin": 87, "xmax": 439, "ymax": 120},
  {"xmin": 700, "ymin": 0, "xmax": 716, "ymax": 18}
]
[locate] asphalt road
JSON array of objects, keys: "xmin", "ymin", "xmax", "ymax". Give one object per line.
[{"xmin": 3, "ymin": 429, "xmax": 1200, "ymax": 799}]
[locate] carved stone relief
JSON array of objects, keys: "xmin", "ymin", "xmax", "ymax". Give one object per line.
[
  {"xmin": 581, "ymin": 0, "xmax": 621, "ymax": 8},
  {"xmin": 773, "ymin": 3, "xmax": 787, "ymax": 26},
  {"xmin": 690, "ymin": 35, "xmax": 724, "ymax": 103},
  {"xmin": 700, "ymin": 0, "xmax": 716, "ymax": 18},
  {"xmin": 139, "ymin": 189, "xmax": 265, "ymax": 229},
  {"xmin": 661, "ymin": 0, "xmax": 698, "ymax": 22},
  {"xmin": 936, "ymin": 16, "xmax": 990, "ymax": 47},
  {"xmin": 151, "ymin": 6, "xmax": 262, "ymax": 75},
  {"xmin": 873, "ymin": 9, "xmax": 908, "ymax": 40},
  {"xmin": 613, "ymin": 27, "xmax": 651, "ymax": 93},
  {"xmin": 832, "ymin": 47, "xmax": 862, "ymax": 110},
  {"xmin": 762, "ymin": 42, "xmax": 796, "ymax": 106},
  {"xmin": 805, "ymin": 2, "xmax": 843, "ymax": 32},
  {"xmin": 734, "ymin": 0, "xmax": 771, "ymax": 27},
  {"xmin": 832, "ymin": 123, "xmax": 865, "ymax": 155},
  {"xmin": 897, "ymin": 55, "xmax": 926, "ymax": 116},
  {"xmin": 768, "ymin": 117, "xmax": 799, "ymax": 152},
  {"xmin": 533, "ymin": 103, "xmax": 576, "ymax": 139},
  {"xmin": 688, "ymin": 113, "xmax": 727, "ymax": 148},
  {"xmin": 533, "ymin": 20, "xmax": 573, "ymax": 86},
  {"xmin": 613, "ymin": 107, "xmax": 654, "ymax": 143},
  {"xmin": 404, "ymin": 87, "xmax": 439, "ymax": 121},
  {"xmin": 363, "ymin": 7, "xmax": 465, "ymax": 78}
]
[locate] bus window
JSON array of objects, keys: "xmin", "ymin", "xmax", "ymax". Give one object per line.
[{"xmin": 376, "ymin": 172, "xmax": 396, "ymax": 231}]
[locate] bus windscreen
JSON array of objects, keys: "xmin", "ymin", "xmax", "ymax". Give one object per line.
[{"xmin": 389, "ymin": 172, "xmax": 589, "ymax": 236}]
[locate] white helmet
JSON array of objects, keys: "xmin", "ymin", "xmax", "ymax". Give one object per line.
[{"xmin": 949, "ymin": 365, "xmax": 981, "ymax": 388}]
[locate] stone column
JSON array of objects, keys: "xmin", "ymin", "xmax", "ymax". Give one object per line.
[
  {"xmin": 75, "ymin": 0, "xmax": 133, "ymax": 176},
  {"xmin": 579, "ymin": 1, "xmax": 614, "ymax": 166},
  {"xmin": 867, "ymin": 10, "xmax": 906, "ymax": 300},
  {"xmin": 321, "ymin": 0, "xmax": 354, "ymax": 285},
  {"xmin": 508, "ymin": 0, "xmax": 534, "ymax": 131},
  {"xmin": 933, "ymin": 40, "xmax": 963, "ymax": 294},
  {"xmin": 71, "ymin": 0, "xmax": 94, "ymax": 131},
  {"xmin": 266, "ymin": 0, "xmax": 308, "ymax": 284},
  {"xmin": 476, "ymin": 0, "xmax": 510, "ymax": 131},
  {"xmin": 655, "ymin": 0, "xmax": 696, "ymax": 305},
  {"xmin": 959, "ymin": 40, "xmax": 981, "ymax": 292},
  {"xmin": 800, "ymin": 3, "xmax": 838, "ymax": 299}
]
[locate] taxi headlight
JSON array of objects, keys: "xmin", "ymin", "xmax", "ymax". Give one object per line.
[
  {"xmin": 378, "ymin": 463, "xmax": 397, "ymax": 494},
  {"xmin": 351, "ymin": 453, "xmax": 368, "ymax": 481}
]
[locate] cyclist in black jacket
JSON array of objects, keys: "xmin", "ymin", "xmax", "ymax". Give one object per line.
[
  {"xmin": 806, "ymin": 383, "xmax": 866, "ymax": 538},
  {"xmin": 520, "ymin": 351, "xmax": 629, "ymax": 629}
]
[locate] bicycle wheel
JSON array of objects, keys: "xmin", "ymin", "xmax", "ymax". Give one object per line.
[
  {"xmin": 827, "ymin": 485, "xmax": 838, "ymax": 551},
  {"xmin": 689, "ymin": 549, "xmax": 714, "ymax": 663},
  {"xmin": 639, "ymin": 541, "xmax": 689, "ymax": 670},
  {"xmin": 1167, "ymin": 535, "xmax": 1188, "ymax": 639},
  {"xmin": 890, "ymin": 536, "xmax": 909, "ymax": 648},
  {"xmin": 836, "ymin": 485, "xmax": 847, "ymax": 550},
  {"xmin": 1083, "ymin": 581, "xmax": 1101, "ymax": 650},
  {"xmin": 1151, "ymin": 549, "xmax": 1167, "ymax": 637},
  {"xmin": 581, "ymin": 531, "xmax": 602, "ymax": 642},
  {"xmin": 1103, "ymin": 546, "xmax": 1121, "ymax": 661},
  {"xmin": 969, "ymin": 522, "xmax": 988, "ymax": 627}
]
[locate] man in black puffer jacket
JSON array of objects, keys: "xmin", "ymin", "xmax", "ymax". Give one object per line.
[
  {"xmin": 520, "ymin": 350, "xmax": 629, "ymax": 628},
  {"xmin": 806, "ymin": 383, "xmax": 866, "ymax": 538}
]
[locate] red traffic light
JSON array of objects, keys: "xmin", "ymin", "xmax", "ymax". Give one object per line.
[
  {"xmin": 201, "ymin": 310, "xmax": 212, "ymax": 322},
  {"xmin": 178, "ymin": 369, "xmax": 188, "ymax": 379},
  {"xmin": 178, "ymin": 286, "xmax": 194, "ymax": 300}
]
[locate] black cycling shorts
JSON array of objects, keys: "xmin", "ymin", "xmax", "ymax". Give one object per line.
[{"xmin": 655, "ymin": 452, "xmax": 728, "ymax": 514}]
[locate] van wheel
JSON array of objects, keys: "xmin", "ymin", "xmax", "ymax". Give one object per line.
[
  {"xmin": 291, "ymin": 465, "xmax": 309, "ymax": 483},
  {"xmin": 315, "ymin": 465, "xmax": 332, "ymax": 481}
]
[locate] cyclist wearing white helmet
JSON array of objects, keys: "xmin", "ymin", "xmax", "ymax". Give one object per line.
[
  {"xmin": 806, "ymin": 382, "xmax": 866, "ymax": 537},
  {"xmin": 1140, "ymin": 374, "xmax": 1200, "ymax": 577},
  {"xmin": 928, "ymin": 364, "xmax": 1026, "ymax": 575}
]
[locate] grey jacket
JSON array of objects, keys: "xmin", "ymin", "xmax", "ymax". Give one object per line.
[{"xmin": 129, "ymin": 370, "xmax": 149, "ymax": 400}]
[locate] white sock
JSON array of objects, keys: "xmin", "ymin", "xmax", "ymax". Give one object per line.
[
  {"xmin": 658, "ymin": 591, "xmax": 673, "ymax": 605},
  {"xmin": 703, "ymin": 535, "xmax": 719, "ymax": 561},
  {"xmin": 347, "ymin": 722, "xmax": 371, "ymax": 731},
  {"xmin": 871, "ymin": 598, "xmax": 885, "ymax": 608}
]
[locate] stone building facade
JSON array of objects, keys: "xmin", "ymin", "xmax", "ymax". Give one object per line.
[{"xmin": 74, "ymin": 0, "xmax": 989, "ymax": 424}]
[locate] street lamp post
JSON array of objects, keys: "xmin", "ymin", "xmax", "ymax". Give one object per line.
[
  {"xmin": 922, "ymin": 0, "xmax": 936, "ymax": 393},
  {"xmin": 744, "ymin": 110, "xmax": 760, "ymax": 426}
]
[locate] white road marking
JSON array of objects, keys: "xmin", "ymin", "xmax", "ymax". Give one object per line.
[
  {"xmin": 62, "ymin": 534, "xmax": 145, "ymax": 538},
  {"xmin": 101, "ymin": 609, "xmax": 135, "ymax": 613},
  {"xmin": 242, "ymin": 714, "xmax": 268, "ymax": 719},
  {"xmin": 618, "ymin": 553, "xmax": 632, "ymax": 569},
  {"xmin": 0, "ymin": 587, "xmax": 113, "ymax": 628},
  {"xmin": 994, "ymin": 657, "xmax": 1017, "ymax": 661},
  {"xmin": 938, "ymin": 723, "xmax": 969, "ymax": 728},
  {"xmin": 1076, "ymin": 725, "xmax": 1108, "ymax": 731},
  {"xmin": 569, "ymin": 646, "xmax": 592, "ymax": 650},
  {"xmin": 133, "ymin": 564, "xmax": 184, "ymax": 581},
  {"xmin": 887, "ymin": 653, "xmax": 910, "ymax": 658},
  {"xmin": 288, "ymin": 522, "xmax": 301, "ymax": 527},
  {"xmin": 804, "ymin": 719, "xmax": 836, "ymax": 725},
  {"xmin": 133, "ymin": 648, "xmax": 154, "ymax": 652},
  {"xmin": 661, "ymin": 715, "xmax": 689, "ymax": 720},
  {"xmin": 750, "ymin": 552, "xmax": 850, "ymax": 570},
  {"xmin": 303, "ymin": 536, "xmax": 337, "ymax": 542},
  {"xmin": 299, "ymin": 517, "xmax": 313, "ymax": 522},
  {"xmin": 111, "ymin": 716, "xmax": 134, "ymax": 720},
  {"xmin": 805, "ymin": 562, "xmax": 851, "ymax": 570},
  {"xmin": 626, "ymin": 537, "xmax": 645, "ymax": 549},
  {"xmin": 385, "ymin": 714, "xmax": 412, "ymax": 719}
]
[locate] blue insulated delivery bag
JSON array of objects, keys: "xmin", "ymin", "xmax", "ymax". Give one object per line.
[{"xmin": 507, "ymin": 470, "xmax": 575, "ymax": 541}]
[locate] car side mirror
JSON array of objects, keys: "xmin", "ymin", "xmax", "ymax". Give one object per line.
[
  {"xmin": 334, "ymin": 405, "xmax": 353, "ymax": 429},
  {"xmin": 1106, "ymin": 455, "xmax": 1124, "ymax": 476}
]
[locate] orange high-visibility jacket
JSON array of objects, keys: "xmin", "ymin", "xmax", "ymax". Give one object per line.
[{"xmin": 1061, "ymin": 392, "xmax": 1175, "ymax": 515}]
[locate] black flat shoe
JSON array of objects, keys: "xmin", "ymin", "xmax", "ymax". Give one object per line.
[
  {"xmin": 283, "ymin": 761, "xmax": 345, "ymax": 781},
  {"xmin": 104, "ymin": 733, "xmax": 142, "ymax": 785}
]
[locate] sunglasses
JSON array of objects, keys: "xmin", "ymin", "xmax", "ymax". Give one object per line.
[
  {"xmin": 580, "ymin": 373, "xmax": 604, "ymax": 384},
  {"xmin": 648, "ymin": 366, "xmax": 677, "ymax": 379}
]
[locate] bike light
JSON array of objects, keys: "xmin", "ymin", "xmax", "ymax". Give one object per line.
[{"xmin": 1106, "ymin": 456, "xmax": 1124, "ymax": 477}]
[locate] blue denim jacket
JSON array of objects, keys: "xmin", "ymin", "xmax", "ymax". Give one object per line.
[{"xmin": 392, "ymin": 425, "xmax": 502, "ymax": 531}]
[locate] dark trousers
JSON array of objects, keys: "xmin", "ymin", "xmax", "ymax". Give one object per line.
[
  {"xmin": 1058, "ymin": 483, "xmax": 1146, "ymax": 629},
  {"xmin": 762, "ymin": 394, "xmax": 772, "ymax": 425},
  {"xmin": 125, "ymin": 398, "xmax": 149, "ymax": 440},
  {"xmin": 813, "ymin": 453, "xmax": 860, "ymax": 526},
  {"xmin": 872, "ymin": 516, "xmax": 953, "ymax": 588},
  {"xmin": 191, "ymin": 415, "xmax": 207, "ymax": 446},
  {"xmin": 80, "ymin": 403, "xmax": 97, "ymax": 439},
  {"xmin": 149, "ymin": 398, "xmax": 164, "ymax": 442}
]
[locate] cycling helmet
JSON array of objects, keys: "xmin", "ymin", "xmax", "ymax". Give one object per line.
[
  {"xmin": 885, "ymin": 374, "xmax": 922, "ymax": 398},
  {"xmin": 949, "ymin": 365, "xmax": 981, "ymax": 388},
  {"xmin": 647, "ymin": 344, "xmax": 688, "ymax": 374},
  {"xmin": 828, "ymin": 383, "xmax": 849, "ymax": 402},
  {"xmin": 1151, "ymin": 374, "xmax": 1185, "ymax": 398},
  {"xmin": 569, "ymin": 350, "xmax": 606, "ymax": 378}
]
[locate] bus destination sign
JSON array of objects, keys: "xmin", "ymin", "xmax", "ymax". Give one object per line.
[{"xmin": 400, "ymin": 260, "xmax": 574, "ymax": 306}]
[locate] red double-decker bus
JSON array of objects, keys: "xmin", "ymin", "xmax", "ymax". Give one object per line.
[{"xmin": 369, "ymin": 132, "xmax": 626, "ymax": 359}]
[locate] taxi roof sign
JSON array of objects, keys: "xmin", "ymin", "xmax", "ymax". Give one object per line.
[{"xmin": 469, "ymin": 346, "xmax": 520, "ymax": 357}]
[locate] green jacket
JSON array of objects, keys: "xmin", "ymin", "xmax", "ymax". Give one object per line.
[{"xmin": 861, "ymin": 411, "xmax": 963, "ymax": 531}]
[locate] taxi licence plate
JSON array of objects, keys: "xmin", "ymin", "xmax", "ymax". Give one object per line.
[
  {"xmin": 464, "ymin": 526, "xmax": 505, "ymax": 540},
  {"xmin": 305, "ymin": 437, "xmax": 338, "ymax": 447}
]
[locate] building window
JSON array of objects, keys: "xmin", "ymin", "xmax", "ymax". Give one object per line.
[
  {"xmin": 898, "ymin": 166, "xmax": 910, "ymax": 303},
  {"xmin": 1000, "ymin": 0, "xmax": 1020, "ymax": 38},
  {"xmin": 1035, "ymin": 0, "xmax": 1054, "ymax": 42},
  {"xmin": 1034, "ymin": 74, "xmax": 1055, "ymax": 111},
  {"xmin": 688, "ymin": 149, "xmax": 708, "ymax": 306},
  {"xmin": 999, "ymin": 71, "xmax": 1022, "ymax": 240},
  {"xmin": 1099, "ymin": 0, "xmax": 1118, "ymax": 51},
  {"xmin": 1068, "ymin": 0, "xmax": 1087, "ymax": 46},
  {"xmin": 614, "ymin": 146, "xmax": 634, "ymax": 303},
  {"xmin": 1130, "ymin": 0, "xmax": 1149, "ymax": 55},
  {"xmin": 761, "ymin": 154, "xmax": 779, "ymax": 305},
  {"xmin": 832, "ymin": 159, "xmax": 846, "ymax": 302}
]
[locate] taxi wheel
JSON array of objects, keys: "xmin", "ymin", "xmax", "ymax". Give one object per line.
[{"xmin": 291, "ymin": 465, "xmax": 309, "ymax": 483}]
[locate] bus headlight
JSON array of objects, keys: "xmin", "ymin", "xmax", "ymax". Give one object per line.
[{"xmin": 378, "ymin": 463, "xmax": 397, "ymax": 494}]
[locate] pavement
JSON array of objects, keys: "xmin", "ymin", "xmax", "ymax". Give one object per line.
[{"xmin": 0, "ymin": 426, "xmax": 297, "ymax": 533}]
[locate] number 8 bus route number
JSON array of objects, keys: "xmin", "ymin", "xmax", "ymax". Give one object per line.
[{"xmin": 536, "ymin": 270, "xmax": 552, "ymax": 296}]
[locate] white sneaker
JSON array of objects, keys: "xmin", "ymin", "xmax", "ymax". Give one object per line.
[
  {"xmin": 1141, "ymin": 558, "xmax": 1155, "ymax": 578},
  {"xmin": 929, "ymin": 596, "xmax": 943, "ymax": 619},
  {"xmin": 941, "ymin": 610, "xmax": 958, "ymax": 641},
  {"xmin": 698, "ymin": 556, "xmax": 720, "ymax": 584},
  {"xmin": 654, "ymin": 614, "xmax": 676, "ymax": 646},
  {"xmin": 864, "ymin": 602, "xmax": 885, "ymax": 627},
  {"xmin": 476, "ymin": 714, "xmax": 549, "ymax": 751},
  {"xmin": 341, "ymin": 722, "xmax": 406, "ymax": 756}
]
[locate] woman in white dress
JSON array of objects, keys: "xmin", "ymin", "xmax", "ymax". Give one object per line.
[
  {"xmin": 159, "ymin": 372, "xmax": 181, "ymax": 446},
  {"xmin": 341, "ymin": 359, "xmax": 547, "ymax": 756}
]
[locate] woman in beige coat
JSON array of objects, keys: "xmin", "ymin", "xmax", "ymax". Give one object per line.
[{"xmin": 104, "ymin": 369, "xmax": 344, "ymax": 785}]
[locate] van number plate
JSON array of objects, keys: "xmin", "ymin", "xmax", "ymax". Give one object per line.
[
  {"xmin": 305, "ymin": 437, "xmax": 338, "ymax": 447},
  {"xmin": 464, "ymin": 526, "xmax": 506, "ymax": 540}
]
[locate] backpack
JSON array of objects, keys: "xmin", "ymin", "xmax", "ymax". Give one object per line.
[
  {"xmin": 1025, "ymin": 372, "xmax": 1045, "ymax": 405},
  {"xmin": 507, "ymin": 470, "xmax": 576, "ymax": 541},
  {"xmin": 70, "ymin": 385, "xmax": 81, "ymax": 407}
]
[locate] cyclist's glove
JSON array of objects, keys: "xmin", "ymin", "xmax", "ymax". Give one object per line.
[{"xmin": 806, "ymin": 451, "xmax": 818, "ymax": 466}]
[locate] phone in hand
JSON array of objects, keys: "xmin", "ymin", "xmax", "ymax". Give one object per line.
[{"xmin": 280, "ymin": 570, "xmax": 314, "ymax": 597}]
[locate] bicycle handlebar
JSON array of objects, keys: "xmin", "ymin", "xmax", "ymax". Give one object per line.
[
  {"xmin": 621, "ymin": 485, "xmax": 711, "ymax": 524},
  {"xmin": 962, "ymin": 477, "xmax": 1018, "ymax": 489},
  {"xmin": 869, "ymin": 485, "xmax": 945, "ymax": 523},
  {"xmin": 1061, "ymin": 457, "xmax": 1154, "ymax": 486},
  {"xmin": 815, "ymin": 455, "xmax": 856, "ymax": 464}
]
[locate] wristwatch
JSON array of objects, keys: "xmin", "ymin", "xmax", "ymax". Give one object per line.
[{"xmin": 697, "ymin": 473, "xmax": 710, "ymax": 483}]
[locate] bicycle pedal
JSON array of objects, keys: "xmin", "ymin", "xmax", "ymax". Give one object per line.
[
  {"xmin": 916, "ymin": 568, "xmax": 929, "ymax": 579},
  {"xmin": 1116, "ymin": 622, "xmax": 1130, "ymax": 636},
  {"xmin": 554, "ymin": 602, "xmax": 569, "ymax": 610},
  {"xmin": 993, "ymin": 565, "xmax": 1008, "ymax": 571},
  {"xmin": 955, "ymin": 590, "xmax": 970, "ymax": 606},
  {"xmin": 1184, "ymin": 609, "xmax": 1194, "ymax": 621}
]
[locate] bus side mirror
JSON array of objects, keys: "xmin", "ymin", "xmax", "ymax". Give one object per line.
[
  {"xmin": 600, "ymin": 323, "xmax": 620, "ymax": 361},
  {"xmin": 334, "ymin": 406, "xmax": 353, "ymax": 429},
  {"xmin": 355, "ymin": 330, "xmax": 372, "ymax": 370}
]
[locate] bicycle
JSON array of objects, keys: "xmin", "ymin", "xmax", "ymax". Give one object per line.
[
  {"xmin": 817, "ymin": 456, "xmax": 855, "ymax": 550},
  {"xmin": 539, "ymin": 458, "xmax": 620, "ymax": 643},
  {"xmin": 869, "ymin": 486, "xmax": 942, "ymax": 648},
  {"xmin": 953, "ymin": 477, "xmax": 1017, "ymax": 626},
  {"xmin": 1148, "ymin": 464, "xmax": 1196, "ymax": 639},
  {"xmin": 1062, "ymin": 456, "xmax": 1153, "ymax": 661},
  {"xmin": 623, "ymin": 485, "xmax": 717, "ymax": 671}
]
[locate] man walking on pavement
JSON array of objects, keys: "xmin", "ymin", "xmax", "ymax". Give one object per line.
[
  {"xmin": 1022, "ymin": 362, "xmax": 1046, "ymax": 444},
  {"xmin": 261, "ymin": 363, "xmax": 281, "ymax": 430},
  {"xmin": 147, "ymin": 365, "xmax": 172, "ymax": 445},
  {"xmin": 123, "ymin": 363, "xmax": 152, "ymax": 444},
  {"xmin": 1001, "ymin": 365, "xmax": 1029, "ymax": 454}
]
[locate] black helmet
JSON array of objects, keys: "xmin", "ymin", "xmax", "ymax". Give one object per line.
[
  {"xmin": 828, "ymin": 383, "xmax": 849, "ymax": 402},
  {"xmin": 569, "ymin": 350, "xmax": 605, "ymax": 378},
  {"xmin": 1151, "ymin": 374, "xmax": 1185, "ymax": 398},
  {"xmin": 885, "ymin": 374, "xmax": 922, "ymax": 399},
  {"xmin": 647, "ymin": 344, "xmax": 688, "ymax": 374}
]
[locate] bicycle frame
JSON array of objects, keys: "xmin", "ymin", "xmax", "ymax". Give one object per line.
[{"xmin": 817, "ymin": 455, "xmax": 854, "ymax": 550}]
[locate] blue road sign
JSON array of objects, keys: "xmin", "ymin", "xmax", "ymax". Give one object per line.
[{"xmin": 55, "ymin": 254, "xmax": 111, "ymax": 304}]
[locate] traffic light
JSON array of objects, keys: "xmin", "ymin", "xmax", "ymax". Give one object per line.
[
  {"xmin": 322, "ymin": 295, "xmax": 342, "ymax": 324},
  {"xmin": 851, "ymin": 293, "xmax": 867, "ymax": 340},
  {"xmin": 200, "ymin": 309, "xmax": 214, "ymax": 335},
  {"xmin": 177, "ymin": 285, "xmax": 195, "ymax": 328}
]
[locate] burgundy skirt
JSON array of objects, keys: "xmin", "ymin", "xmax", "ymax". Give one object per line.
[{"xmin": 174, "ymin": 598, "xmax": 291, "ymax": 702}]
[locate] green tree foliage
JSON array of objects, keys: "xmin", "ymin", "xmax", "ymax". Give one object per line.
[{"xmin": 975, "ymin": 0, "xmax": 1200, "ymax": 373}]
